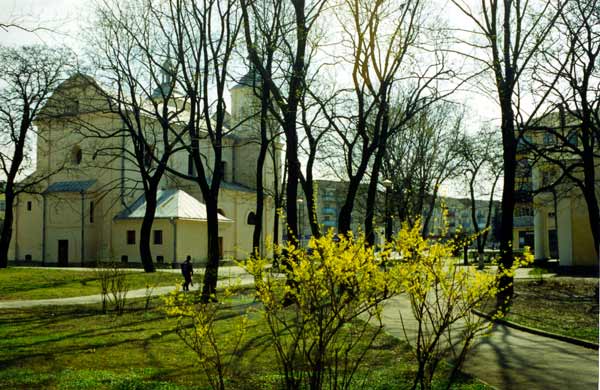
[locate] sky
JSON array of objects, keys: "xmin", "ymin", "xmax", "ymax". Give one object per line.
[{"xmin": 0, "ymin": 0, "xmax": 504, "ymax": 198}]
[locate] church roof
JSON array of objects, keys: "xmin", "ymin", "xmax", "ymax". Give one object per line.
[
  {"xmin": 116, "ymin": 189, "xmax": 232, "ymax": 222},
  {"xmin": 44, "ymin": 180, "xmax": 96, "ymax": 194},
  {"xmin": 230, "ymin": 68, "xmax": 262, "ymax": 90}
]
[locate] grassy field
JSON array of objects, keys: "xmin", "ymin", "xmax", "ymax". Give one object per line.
[
  {"xmin": 0, "ymin": 295, "xmax": 490, "ymax": 390},
  {"xmin": 0, "ymin": 267, "xmax": 184, "ymax": 301},
  {"xmin": 483, "ymin": 277, "xmax": 599, "ymax": 342}
]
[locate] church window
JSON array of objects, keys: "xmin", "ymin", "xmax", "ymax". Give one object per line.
[
  {"xmin": 187, "ymin": 154, "xmax": 197, "ymax": 176},
  {"xmin": 71, "ymin": 145, "xmax": 82, "ymax": 165},
  {"xmin": 247, "ymin": 211, "xmax": 257, "ymax": 225},
  {"xmin": 65, "ymin": 99, "xmax": 79, "ymax": 115},
  {"xmin": 219, "ymin": 161, "xmax": 227, "ymax": 178},
  {"xmin": 144, "ymin": 144, "xmax": 154, "ymax": 168},
  {"xmin": 89, "ymin": 201, "xmax": 94, "ymax": 223},
  {"xmin": 154, "ymin": 230, "xmax": 163, "ymax": 245},
  {"xmin": 27, "ymin": 201, "xmax": 32, "ymax": 211},
  {"xmin": 127, "ymin": 230, "xmax": 136, "ymax": 245},
  {"xmin": 567, "ymin": 130, "xmax": 578, "ymax": 146}
]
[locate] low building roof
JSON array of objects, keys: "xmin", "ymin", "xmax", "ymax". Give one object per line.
[
  {"xmin": 44, "ymin": 180, "xmax": 96, "ymax": 194},
  {"xmin": 116, "ymin": 189, "xmax": 232, "ymax": 222}
]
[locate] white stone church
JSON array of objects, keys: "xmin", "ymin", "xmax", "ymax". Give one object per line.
[{"xmin": 8, "ymin": 68, "xmax": 281, "ymax": 266}]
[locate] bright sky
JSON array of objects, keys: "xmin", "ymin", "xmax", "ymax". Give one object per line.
[{"xmin": 0, "ymin": 0, "xmax": 503, "ymax": 198}]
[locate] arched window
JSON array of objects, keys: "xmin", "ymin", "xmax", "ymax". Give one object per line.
[
  {"xmin": 71, "ymin": 145, "xmax": 82, "ymax": 165},
  {"xmin": 144, "ymin": 144, "xmax": 154, "ymax": 168},
  {"xmin": 247, "ymin": 211, "xmax": 257, "ymax": 225}
]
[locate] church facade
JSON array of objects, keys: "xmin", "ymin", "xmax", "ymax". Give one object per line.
[{"xmin": 8, "ymin": 70, "xmax": 281, "ymax": 266}]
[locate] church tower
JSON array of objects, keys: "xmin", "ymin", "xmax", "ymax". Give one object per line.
[{"xmin": 229, "ymin": 66, "xmax": 280, "ymax": 191}]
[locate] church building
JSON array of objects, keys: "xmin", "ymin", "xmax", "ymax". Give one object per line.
[{"xmin": 8, "ymin": 68, "xmax": 281, "ymax": 266}]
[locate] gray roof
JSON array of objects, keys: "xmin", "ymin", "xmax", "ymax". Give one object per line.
[
  {"xmin": 44, "ymin": 180, "xmax": 96, "ymax": 194},
  {"xmin": 230, "ymin": 69, "xmax": 262, "ymax": 90},
  {"xmin": 116, "ymin": 189, "xmax": 232, "ymax": 222}
]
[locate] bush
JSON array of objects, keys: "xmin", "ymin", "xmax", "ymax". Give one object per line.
[
  {"xmin": 95, "ymin": 263, "xmax": 130, "ymax": 315},
  {"xmin": 163, "ymin": 287, "xmax": 248, "ymax": 390},
  {"xmin": 389, "ymin": 221, "xmax": 531, "ymax": 390},
  {"xmin": 245, "ymin": 231, "xmax": 392, "ymax": 390}
]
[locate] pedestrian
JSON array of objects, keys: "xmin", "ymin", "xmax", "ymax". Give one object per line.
[{"xmin": 181, "ymin": 256, "xmax": 194, "ymax": 291}]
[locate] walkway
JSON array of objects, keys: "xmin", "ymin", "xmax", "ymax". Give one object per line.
[
  {"xmin": 379, "ymin": 294, "xmax": 599, "ymax": 390},
  {"xmin": 1, "ymin": 266, "xmax": 597, "ymax": 389},
  {"xmin": 0, "ymin": 265, "xmax": 254, "ymax": 309}
]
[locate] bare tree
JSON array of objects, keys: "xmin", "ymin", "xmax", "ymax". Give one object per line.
[
  {"xmin": 88, "ymin": 0, "xmax": 189, "ymax": 273},
  {"xmin": 320, "ymin": 0, "xmax": 456, "ymax": 244},
  {"xmin": 526, "ymin": 0, "xmax": 599, "ymax": 256},
  {"xmin": 239, "ymin": 0, "xmax": 285, "ymax": 258},
  {"xmin": 382, "ymin": 102, "xmax": 465, "ymax": 235},
  {"xmin": 240, "ymin": 0, "xmax": 328, "ymax": 247},
  {"xmin": 459, "ymin": 127, "xmax": 503, "ymax": 268},
  {"xmin": 451, "ymin": 0, "xmax": 564, "ymax": 310},
  {"xmin": 0, "ymin": 45, "xmax": 75, "ymax": 268},
  {"xmin": 155, "ymin": 0, "xmax": 242, "ymax": 301}
]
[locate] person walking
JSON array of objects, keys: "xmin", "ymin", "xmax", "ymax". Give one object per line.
[{"xmin": 181, "ymin": 256, "xmax": 194, "ymax": 291}]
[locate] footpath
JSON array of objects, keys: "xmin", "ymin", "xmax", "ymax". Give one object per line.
[
  {"xmin": 379, "ymin": 294, "xmax": 599, "ymax": 390},
  {"xmin": 0, "ymin": 266, "xmax": 598, "ymax": 390}
]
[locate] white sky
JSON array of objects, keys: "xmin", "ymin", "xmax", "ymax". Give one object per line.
[{"xmin": 0, "ymin": 0, "xmax": 504, "ymax": 198}]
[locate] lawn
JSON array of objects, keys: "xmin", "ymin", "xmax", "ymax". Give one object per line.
[
  {"xmin": 483, "ymin": 277, "xmax": 599, "ymax": 342},
  {"xmin": 0, "ymin": 295, "xmax": 491, "ymax": 390},
  {"xmin": 0, "ymin": 267, "xmax": 185, "ymax": 301}
]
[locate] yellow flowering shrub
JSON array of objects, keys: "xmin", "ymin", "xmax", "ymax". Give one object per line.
[
  {"xmin": 246, "ymin": 230, "xmax": 393, "ymax": 390},
  {"xmin": 163, "ymin": 286, "xmax": 248, "ymax": 390},
  {"xmin": 389, "ymin": 220, "xmax": 532, "ymax": 390}
]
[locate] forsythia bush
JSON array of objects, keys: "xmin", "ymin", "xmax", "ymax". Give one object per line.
[
  {"xmin": 163, "ymin": 287, "xmax": 248, "ymax": 390},
  {"xmin": 245, "ymin": 230, "xmax": 393, "ymax": 390},
  {"xmin": 389, "ymin": 221, "xmax": 532, "ymax": 390},
  {"xmin": 163, "ymin": 220, "xmax": 531, "ymax": 390}
]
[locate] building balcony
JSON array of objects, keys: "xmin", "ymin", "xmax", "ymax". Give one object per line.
[
  {"xmin": 322, "ymin": 220, "xmax": 336, "ymax": 228},
  {"xmin": 322, "ymin": 207, "xmax": 337, "ymax": 215},
  {"xmin": 513, "ymin": 215, "xmax": 534, "ymax": 227}
]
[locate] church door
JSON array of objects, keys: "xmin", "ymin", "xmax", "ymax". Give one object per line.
[
  {"xmin": 218, "ymin": 237, "xmax": 223, "ymax": 259},
  {"xmin": 58, "ymin": 240, "xmax": 69, "ymax": 266}
]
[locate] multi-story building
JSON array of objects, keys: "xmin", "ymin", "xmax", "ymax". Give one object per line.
[
  {"xmin": 295, "ymin": 179, "xmax": 383, "ymax": 244},
  {"xmin": 519, "ymin": 111, "xmax": 599, "ymax": 267},
  {"xmin": 428, "ymin": 196, "xmax": 500, "ymax": 243}
]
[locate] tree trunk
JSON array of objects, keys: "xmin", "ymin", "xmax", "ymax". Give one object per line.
[
  {"xmin": 365, "ymin": 145, "xmax": 385, "ymax": 246},
  {"xmin": 338, "ymin": 179, "xmax": 362, "ymax": 235},
  {"xmin": 497, "ymin": 104, "xmax": 517, "ymax": 312},
  {"xmin": 285, "ymin": 121, "xmax": 300, "ymax": 245},
  {"xmin": 580, "ymin": 121, "xmax": 600, "ymax": 257},
  {"xmin": 299, "ymin": 175, "xmax": 321, "ymax": 239},
  {"xmin": 202, "ymin": 195, "xmax": 220, "ymax": 302},
  {"xmin": 252, "ymin": 138, "xmax": 268, "ymax": 258},
  {"xmin": 139, "ymin": 185, "xmax": 157, "ymax": 273},
  {"xmin": 581, "ymin": 170, "xmax": 600, "ymax": 258},
  {"xmin": 0, "ymin": 188, "xmax": 15, "ymax": 268}
]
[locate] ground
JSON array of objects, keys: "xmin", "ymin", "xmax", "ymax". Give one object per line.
[
  {"xmin": 0, "ymin": 267, "xmax": 183, "ymax": 301},
  {"xmin": 0, "ymin": 293, "xmax": 489, "ymax": 390},
  {"xmin": 493, "ymin": 276, "xmax": 598, "ymax": 342}
]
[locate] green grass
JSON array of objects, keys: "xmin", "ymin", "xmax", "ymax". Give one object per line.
[
  {"xmin": 0, "ymin": 267, "xmax": 184, "ymax": 301},
  {"xmin": 0, "ymin": 296, "xmax": 490, "ymax": 390},
  {"xmin": 483, "ymin": 278, "xmax": 599, "ymax": 342}
]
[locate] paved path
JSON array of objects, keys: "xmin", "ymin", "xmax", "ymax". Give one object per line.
[
  {"xmin": 1, "ymin": 266, "xmax": 598, "ymax": 390},
  {"xmin": 0, "ymin": 266, "xmax": 255, "ymax": 309},
  {"xmin": 380, "ymin": 294, "xmax": 599, "ymax": 390}
]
